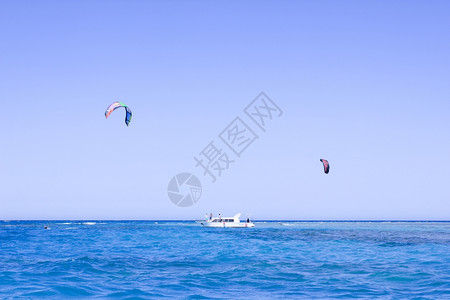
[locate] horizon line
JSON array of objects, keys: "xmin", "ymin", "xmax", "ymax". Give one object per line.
[{"xmin": 2, "ymin": 219, "xmax": 450, "ymax": 222}]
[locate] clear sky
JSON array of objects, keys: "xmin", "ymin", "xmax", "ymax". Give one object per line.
[{"xmin": 1, "ymin": 1, "xmax": 449, "ymax": 220}]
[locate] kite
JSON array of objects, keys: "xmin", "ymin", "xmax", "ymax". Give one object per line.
[
  {"xmin": 105, "ymin": 102, "xmax": 132, "ymax": 126},
  {"xmin": 320, "ymin": 159, "xmax": 330, "ymax": 174}
]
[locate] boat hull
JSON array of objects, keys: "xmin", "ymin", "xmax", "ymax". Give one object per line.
[{"xmin": 199, "ymin": 221, "xmax": 255, "ymax": 228}]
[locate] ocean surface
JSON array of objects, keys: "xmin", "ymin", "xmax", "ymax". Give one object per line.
[{"xmin": 1, "ymin": 221, "xmax": 449, "ymax": 299}]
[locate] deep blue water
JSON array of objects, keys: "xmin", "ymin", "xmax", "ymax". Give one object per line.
[{"xmin": 1, "ymin": 221, "xmax": 450, "ymax": 299}]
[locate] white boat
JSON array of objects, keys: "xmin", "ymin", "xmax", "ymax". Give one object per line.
[{"xmin": 198, "ymin": 213, "xmax": 255, "ymax": 228}]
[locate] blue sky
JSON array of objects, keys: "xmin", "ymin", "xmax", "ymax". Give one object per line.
[{"xmin": 1, "ymin": 1, "xmax": 449, "ymax": 220}]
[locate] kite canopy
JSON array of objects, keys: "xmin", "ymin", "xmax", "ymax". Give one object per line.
[
  {"xmin": 320, "ymin": 159, "xmax": 330, "ymax": 174},
  {"xmin": 105, "ymin": 102, "xmax": 132, "ymax": 126}
]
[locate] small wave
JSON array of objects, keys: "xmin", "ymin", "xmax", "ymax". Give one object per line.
[{"xmin": 83, "ymin": 222, "xmax": 96, "ymax": 226}]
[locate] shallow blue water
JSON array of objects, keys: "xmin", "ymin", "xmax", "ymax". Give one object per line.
[{"xmin": 1, "ymin": 221, "xmax": 449, "ymax": 298}]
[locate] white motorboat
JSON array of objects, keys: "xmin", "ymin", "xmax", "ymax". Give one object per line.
[{"xmin": 198, "ymin": 213, "xmax": 255, "ymax": 228}]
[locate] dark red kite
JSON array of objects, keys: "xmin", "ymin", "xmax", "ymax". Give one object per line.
[{"xmin": 320, "ymin": 159, "xmax": 330, "ymax": 174}]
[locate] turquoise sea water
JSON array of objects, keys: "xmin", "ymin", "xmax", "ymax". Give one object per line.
[{"xmin": 1, "ymin": 221, "xmax": 449, "ymax": 298}]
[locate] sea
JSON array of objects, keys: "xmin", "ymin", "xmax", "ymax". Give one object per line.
[{"xmin": 1, "ymin": 221, "xmax": 449, "ymax": 299}]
